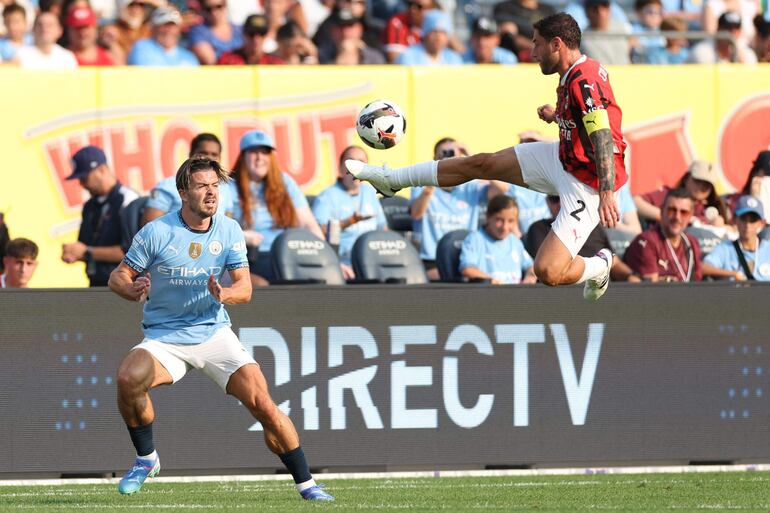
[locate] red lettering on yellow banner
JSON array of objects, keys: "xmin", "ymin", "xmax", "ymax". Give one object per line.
[
  {"xmin": 109, "ymin": 123, "xmax": 156, "ymax": 191},
  {"xmin": 160, "ymin": 121, "xmax": 197, "ymax": 178},
  {"xmin": 719, "ymin": 94, "xmax": 770, "ymax": 190}
]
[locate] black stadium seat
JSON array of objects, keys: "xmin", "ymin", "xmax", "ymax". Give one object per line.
[
  {"xmin": 604, "ymin": 228, "xmax": 636, "ymax": 259},
  {"xmin": 270, "ymin": 228, "xmax": 345, "ymax": 285},
  {"xmin": 436, "ymin": 229, "xmax": 470, "ymax": 282},
  {"xmin": 685, "ymin": 226, "xmax": 723, "ymax": 257},
  {"xmin": 351, "ymin": 230, "xmax": 427, "ymax": 284},
  {"xmin": 120, "ymin": 196, "xmax": 149, "ymax": 251},
  {"xmin": 380, "ymin": 196, "xmax": 412, "ymax": 233}
]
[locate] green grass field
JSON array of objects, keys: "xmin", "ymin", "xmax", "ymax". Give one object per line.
[{"xmin": 1, "ymin": 471, "xmax": 769, "ymax": 512}]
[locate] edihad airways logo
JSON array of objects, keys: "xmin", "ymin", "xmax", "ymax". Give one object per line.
[{"xmin": 239, "ymin": 322, "xmax": 604, "ymax": 432}]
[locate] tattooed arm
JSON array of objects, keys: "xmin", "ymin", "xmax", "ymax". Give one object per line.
[{"xmin": 584, "ymin": 110, "xmax": 620, "ymax": 228}]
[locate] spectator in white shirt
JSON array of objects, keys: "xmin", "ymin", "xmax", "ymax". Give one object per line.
[{"xmin": 16, "ymin": 12, "xmax": 78, "ymax": 69}]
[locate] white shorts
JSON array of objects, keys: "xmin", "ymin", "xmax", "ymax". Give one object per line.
[
  {"xmin": 515, "ymin": 141, "xmax": 608, "ymax": 258},
  {"xmin": 132, "ymin": 326, "xmax": 256, "ymax": 392}
]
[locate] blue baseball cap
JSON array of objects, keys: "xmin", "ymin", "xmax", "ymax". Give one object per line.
[
  {"xmin": 735, "ymin": 195, "xmax": 764, "ymax": 220},
  {"xmin": 239, "ymin": 130, "xmax": 275, "ymax": 152},
  {"xmin": 422, "ymin": 10, "xmax": 452, "ymax": 35},
  {"xmin": 66, "ymin": 145, "xmax": 107, "ymax": 180}
]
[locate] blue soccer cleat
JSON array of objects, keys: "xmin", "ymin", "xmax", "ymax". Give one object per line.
[
  {"xmin": 300, "ymin": 484, "xmax": 335, "ymax": 502},
  {"xmin": 118, "ymin": 457, "xmax": 161, "ymax": 495}
]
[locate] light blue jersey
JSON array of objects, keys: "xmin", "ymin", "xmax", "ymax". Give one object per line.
[
  {"xmin": 147, "ymin": 176, "xmax": 236, "ymax": 218},
  {"xmin": 232, "ymin": 173, "xmax": 309, "ymax": 251},
  {"xmin": 617, "ymin": 180, "xmax": 637, "ymax": 219},
  {"xmin": 124, "ymin": 212, "xmax": 249, "ymax": 344},
  {"xmin": 411, "ymin": 182, "xmax": 487, "ymax": 260},
  {"xmin": 506, "ymin": 186, "xmax": 549, "ymax": 235},
  {"xmin": 312, "ymin": 181, "xmax": 387, "ymax": 265},
  {"xmin": 704, "ymin": 239, "xmax": 770, "ymax": 281},
  {"xmin": 460, "ymin": 229, "xmax": 534, "ymax": 284}
]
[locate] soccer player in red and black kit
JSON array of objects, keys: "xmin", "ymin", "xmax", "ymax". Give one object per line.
[{"xmin": 347, "ymin": 12, "xmax": 626, "ymax": 300}]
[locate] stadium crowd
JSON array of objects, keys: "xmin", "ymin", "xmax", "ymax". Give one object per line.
[
  {"xmin": 0, "ymin": 0, "xmax": 768, "ymax": 67},
  {"xmin": 2, "ymin": 129, "xmax": 769, "ymax": 288}
]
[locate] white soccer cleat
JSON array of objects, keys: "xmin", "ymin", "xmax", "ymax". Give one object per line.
[
  {"xmin": 345, "ymin": 159, "xmax": 400, "ymax": 198},
  {"xmin": 583, "ymin": 248, "xmax": 612, "ymax": 301}
]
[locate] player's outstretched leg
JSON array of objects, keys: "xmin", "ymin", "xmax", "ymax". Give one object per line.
[
  {"xmin": 116, "ymin": 349, "xmax": 171, "ymax": 495},
  {"xmin": 346, "ymin": 147, "xmax": 526, "ymax": 196},
  {"xmin": 227, "ymin": 365, "xmax": 334, "ymax": 502}
]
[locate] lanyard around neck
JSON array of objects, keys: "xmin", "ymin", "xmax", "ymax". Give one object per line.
[{"xmin": 664, "ymin": 233, "xmax": 693, "ymax": 282}]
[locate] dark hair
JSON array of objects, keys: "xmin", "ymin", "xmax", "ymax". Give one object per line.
[
  {"xmin": 663, "ymin": 187, "xmax": 694, "ymax": 206},
  {"xmin": 676, "ymin": 172, "xmax": 727, "ymax": 220},
  {"xmin": 660, "ymin": 15, "xmax": 687, "ymax": 32},
  {"xmin": 742, "ymin": 150, "xmax": 770, "ymax": 194},
  {"xmin": 2, "ymin": 3, "xmax": 26, "ymax": 17},
  {"xmin": 5, "ymin": 238, "xmax": 38, "ymax": 260},
  {"xmin": 189, "ymin": 133, "xmax": 222, "ymax": 158},
  {"xmin": 634, "ymin": 0, "xmax": 662, "ymax": 10},
  {"xmin": 533, "ymin": 13, "xmax": 581, "ymax": 49},
  {"xmin": 175, "ymin": 157, "xmax": 230, "ymax": 192},
  {"xmin": 277, "ymin": 21, "xmax": 305, "ymax": 41},
  {"xmin": 486, "ymin": 195, "xmax": 518, "ymax": 217},
  {"xmin": 338, "ymin": 144, "xmax": 366, "ymax": 167},
  {"xmin": 433, "ymin": 137, "xmax": 456, "ymax": 156}
]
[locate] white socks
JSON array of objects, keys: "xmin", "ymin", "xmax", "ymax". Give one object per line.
[
  {"xmin": 389, "ymin": 161, "xmax": 439, "ymax": 188},
  {"xmin": 577, "ymin": 255, "xmax": 608, "ymax": 284},
  {"xmin": 138, "ymin": 450, "xmax": 158, "ymax": 462},
  {"xmin": 296, "ymin": 478, "xmax": 317, "ymax": 493}
]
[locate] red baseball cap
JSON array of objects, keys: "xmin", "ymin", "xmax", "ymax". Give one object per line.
[{"xmin": 66, "ymin": 6, "xmax": 97, "ymax": 28}]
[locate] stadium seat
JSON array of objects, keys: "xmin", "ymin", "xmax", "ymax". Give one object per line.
[
  {"xmin": 436, "ymin": 229, "xmax": 470, "ymax": 282},
  {"xmin": 351, "ymin": 230, "xmax": 427, "ymax": 284},
  {"xmin": 685, "ymin": 226, "xmax": 723, "ymax": 257},
  {"xmin": 760, "ymin": 226, "xmax": 770, "ymax": 240},
  {"xmin": 270, "ymin": 228, "xmax": 345, "ymax": 285},
  {"xmin": 605, "ymin": 228, "xmax": 636, "ymax": 259},
  {"xmin": 120, "ymin": 196, "xmax": 149, "ymax": 251},
  {"xmin": 380, "ymin": 195, "xmax": 412, "ymax": 233}
]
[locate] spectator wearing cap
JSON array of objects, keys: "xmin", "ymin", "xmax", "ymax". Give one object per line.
[
  {"xmin": 463, "ymin": 16, "xmax": 518, "ymax": 64},
  {"xmin": 313, "ymin": 0, "xmax": 382, "ymax": 52},
  {"xmin": 382, "ymin": 0, "xmax": 436, "ymax": 63},
  {"xmin": 396, "ymin": 9, "xmax": 462, "ymax": 64},
  {"xmin": 318, "ymin": 7, "xmax": 385, "ymax": 64},
  {"xmin": 703, "ymin": 0, "xmax": 757, "ymax": 41},
  {"xmin": 188, "ymin": 0, "xmax": 243, "ymax": 64},
  {"xmin": 564, "ymin": 0, "xmax": 631, "ymax": 32},
  {"xmin": 262, "ymin": 0, "xmax": 307, "ymax": 54},
  {"xmin": 703, "ymin": 196, "xmax": 770, "ymax": 281},
  {"xmin": 624, "ymin": 188, "xmax": 703, "ymax": 282},
  {"xmin": 638, "ymin": 15, "xmax": 691, "ymax": 64},
  {"xmin": 581, "ymin": 0, "xmax": 631, "ymax": 64},
  {"xmin": 0, "ymin": 3, "xmax": 32, "ymax": 63},
  {"xmin": 65, "ymin": 5, "xmax": 114, "ymax": 65},
  {"xmin": 635, "ymin": 160, "xmax": 731, "ymax": 235},
  {"xmin": 492, "ymin": 0, "xmax": 556, "ymax": 51},
  {"xmin": 231, "ymin": 130, "xmax": 324, "ymax": 285},
  {"xmin": 723, "ymin": 150, "xmax": 770, "ymax": 223},
  {"xmin": 16, "ymin": 12, "xmax": 78, "ymax": 68},
  {"xmin": 690, "ymin": 11, "xmax": 758, "ymax": 62},
  {"xmin": 312, "ymin": 145, "xmax": 387, "ymax": 279},
  {"xmin": 128, "ymin": 7, "xmax": 199, "ymax": 65},
  {"xmin": 274, "ymin": 20, "xmax": 318, "ymax": 63},
  {"xmin": 629, "ymin": 0, "xmax": 666, "ymax": 62},
  {"xmin": 1, "ymin": 238, "xmax": 39, "ymax": 288},
  {"xmin": 218, "ymin": 14, "xmax": 285, "ymax": 64},
  {"xmin": 61, "ymin": 146, "xmax": 139, "ymax": 287}
]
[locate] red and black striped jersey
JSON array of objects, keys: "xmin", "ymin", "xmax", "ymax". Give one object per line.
[{"xmin": 554, "ymin": 55, "xmax": 627, "ymax": 192}]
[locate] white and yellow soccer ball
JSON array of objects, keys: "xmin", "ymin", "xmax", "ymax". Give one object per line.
[{"xmin": 355, "ymin": 99, "xmax": 407, "ymax": 150}]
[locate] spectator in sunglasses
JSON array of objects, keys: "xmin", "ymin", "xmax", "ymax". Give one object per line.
[{"xmin": 189, "ymin": 0, "xmax": 242, "ymax": 64}]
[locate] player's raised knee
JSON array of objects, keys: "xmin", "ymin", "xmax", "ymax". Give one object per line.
[{"xmin": 534, "ymin": 262, "xmax": 561, "ymax": 287}]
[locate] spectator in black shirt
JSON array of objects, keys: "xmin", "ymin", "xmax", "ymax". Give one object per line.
[{"xmin": 61, "ymin": 146, "xmax": 139, "ymax": 286}]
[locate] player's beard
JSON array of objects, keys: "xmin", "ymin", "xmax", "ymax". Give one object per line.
[{"xmin": 191, "ymin": 194, "xmax": 218, "ymax": 219}]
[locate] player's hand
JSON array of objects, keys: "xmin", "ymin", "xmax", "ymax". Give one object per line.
[
  {"xmin": 598, "ymin": 190, "xmax": 620, "ymax": 228},
  {"xmin": 537, "ymin": 104, "xmax": 556, "ymax": 124},
  {"xmin": 208, "ymin": 274, "xmax": 223, "ymax": 302},
  {"xmin": 133, "ymin": 275, "xmax": 151, "ymax": 302}
]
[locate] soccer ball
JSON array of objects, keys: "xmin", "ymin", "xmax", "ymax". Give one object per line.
[{"xmin": 355, "ymin": 99, "xmax": 407, "ymax": 150}]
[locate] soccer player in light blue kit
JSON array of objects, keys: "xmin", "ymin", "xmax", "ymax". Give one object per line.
[
  {"xmin": 460, "ymin": 195, "xmax": 537, "ymax": 284},
  {"xmin": 141, "ymin": 133, "xmax": 236, "ymax": 227},
  {"xmin": 108, "ymin": 157, "xmax": 333, "ymax": 501}
]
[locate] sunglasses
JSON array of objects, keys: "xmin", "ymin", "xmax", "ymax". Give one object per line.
[{"xmin": 203, "ymin": 3, "xmax": 226, "ymax": 12}]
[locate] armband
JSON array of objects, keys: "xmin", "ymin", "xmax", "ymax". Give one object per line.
[{"xmin": 583, "ymin": 109, "xmax": 610, "ymax": 135}]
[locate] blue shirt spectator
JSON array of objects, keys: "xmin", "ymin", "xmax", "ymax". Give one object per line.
[
  {"xmin": 705, "ymin": 239, "xmax": 770, "ymax": 280},
  {"xmin": 462, "ymin": 46, "xmax": 518, "ymax": 64},
  {"xmin": 564, "ymin": 0, "xmax": 631, "ymax": 31},
  {"xmin": 128, "ymin": 7, "xmax": 199, "ymax": 66},
  {"xmin": 642, "ymin": 44, "xmax": 690, "ymax": 63},
  {"xmin": 459, "ymin": 195, "xmax": 536, "ymax": 284},
  {"xmin": 506, "ymin": 186, "xmax": 549, "ymax": 236},
  {"xmin": 462, "ymin": 16, "xmax": 518, "ymax": 64},
  {"xmin": 397, "ymin": 44, "xmax": 464, "ymax": 64},
  {"xmin": 396, "ymin": 9, "xmax": 463, "ymax": 65},
  {"xmin": 188, "ymin": 21, "xmax": 243, "ymax": 61},
  {"xmin": 411, "ymin": 182, "xmax": 488, "ymax": 261},
  {"xmin": 312, "ymin": 181, "xmax": 387, "ymax": 265}
]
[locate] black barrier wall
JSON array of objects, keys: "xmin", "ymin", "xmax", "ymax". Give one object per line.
[{"xmin": 0, "ymin": 283, "xmax": 768, "ymax": 476}]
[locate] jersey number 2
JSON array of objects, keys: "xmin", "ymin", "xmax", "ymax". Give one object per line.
[{"xmin": 570, "ymin": 200, "xmax": 586, "ymax": 221}]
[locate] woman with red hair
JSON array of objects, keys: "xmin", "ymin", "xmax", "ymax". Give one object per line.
[{"xmin": 232, "ymin": 129, "xmax": 323, "ymax": 285}]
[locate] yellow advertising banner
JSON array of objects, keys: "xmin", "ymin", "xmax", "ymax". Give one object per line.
[{"xmin": 1, "ymin": 65, "xmax": 769, "ymax": 288}]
